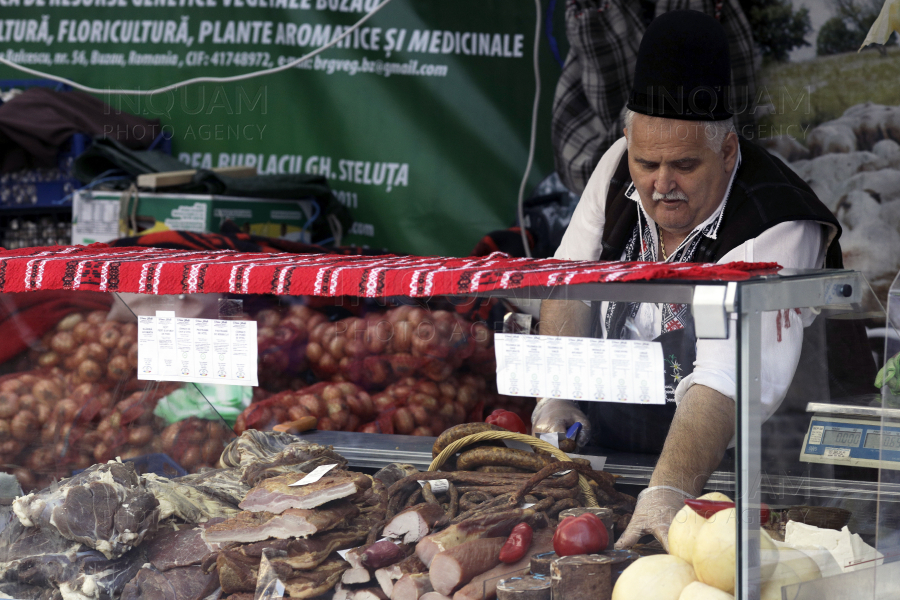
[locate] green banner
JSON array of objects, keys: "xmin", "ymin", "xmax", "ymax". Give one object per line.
[{"xmin": 0, "ymin": 0, "xmax": 563, "ymax": 256}]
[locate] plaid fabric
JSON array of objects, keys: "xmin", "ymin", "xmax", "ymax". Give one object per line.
[{"xmin": 552, "ymin": 0, "xmax": 758, "ymax": 194}]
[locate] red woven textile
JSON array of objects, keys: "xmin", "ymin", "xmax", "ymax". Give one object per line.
[{"xmin": 0, "ymin": 245, "xmax": 780, "ymax": 297}]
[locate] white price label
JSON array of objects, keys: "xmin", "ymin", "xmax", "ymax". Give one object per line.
[
  {"xmin": 418, "ymin": 479, "xmax": 450, "ymax": 494},
  {"xmin": 824, "ymin": 447, "xmax": 851, "ymax": 459},
  {"xmin": 495, "ymin": 334, "xmax": 665, "ymax": 404},
  {"xmin": 138, "ymin": 313, "xmax": 258, "ymax": 386},
  {"xmin": 290, "ymin": 464, "xmax": 338, "ymax": 486}
]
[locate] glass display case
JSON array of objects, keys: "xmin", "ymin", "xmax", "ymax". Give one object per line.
[{"xmin": 0, "ymin": 245, "xmax": 896, "ymax": 600}]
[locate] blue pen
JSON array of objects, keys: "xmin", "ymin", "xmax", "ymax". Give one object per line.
[{"xmin": 566, "ymin": 422, "xmax": 583, "ymax": 440}]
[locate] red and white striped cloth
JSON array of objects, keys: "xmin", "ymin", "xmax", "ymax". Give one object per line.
[{"xmin": 0, "ymin": 244, "xmax": 780, "ymax": 297}]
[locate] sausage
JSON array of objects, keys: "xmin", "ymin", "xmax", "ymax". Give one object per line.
[
  {"xmin": 432, "ymin": 423, "xmax": 506, "ymax": 458},
  {"xmin": 476, "ymin": 465, "xmax": 531, "ymax": 474},
  {"xmin": 456, "ymin": 447, "xmax": 549, "ymax": 472}
]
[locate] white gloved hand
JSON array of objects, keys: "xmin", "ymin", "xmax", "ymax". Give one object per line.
[
  {"xmin": 615, "ymin": 486, "xmax": 694, "ymax": 552},
  {"xmin": 531, "ymin": 398, "xmax": 592, "ymax": 447}
]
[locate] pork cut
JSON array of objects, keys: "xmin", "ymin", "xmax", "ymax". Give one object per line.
[
  {"xmin": 374, "ymin": 554, "xmax": 427, "ymax": 598},
  {"xmin": 201, "ymin": 501, "xmax": 358, "ymax": 544},
  {"xmin": 240, "ymin": 446, "xmax": 347, "ymax": 487},
  {"xmin": 238, "ymin": 471, "xmax": 371, "ymax": 513},
  {"xmin": 393, "ymin": 573, "xmax": 434, "ymax": 600},
  {"xmin": 429, "ymin": 537, "xmax": 505, "ymax": 596},
  {"xmin": 120, "ymin": 565, "xmax": 219, "ymax": 600},
  {"xmin": 416, "ymin": 507, "xmax": 535, "ymax": 567},
  {"xmin": 171, "ymin": 467, "xmax": 251, "ymax": 507},
  {"xmin": 451, "ymin": 529, "xmax": 553, "ymax": 600},
  {"xmin": 12, "ymin": 461, "xmax": 160, "ymax": 559},
  {"xmin": 142, "ymin": 473, "xmax": 241, "ymax": 523},
  {"xmin": 146, "ymin": 526, "xmax": 215, "ymax": 571},
  {"xmin": 383, "ymin": 503, "xmax": 446, "ymax": 544}
]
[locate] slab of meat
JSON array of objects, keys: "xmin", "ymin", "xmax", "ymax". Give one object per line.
[
  {"xmin": 451, "ymin": 529, "xmax": 553, "ymax": 600},
  {"xmin": 120, "ymin": 565, "xmax": 219, "ymax": 600},
  {"xmin": 375, "ymin": 555, "xmax": 427, "ymax": 598},
  {"xmin": 202, "ymin": 501, "xmax": 358, "ymax": 544},
  {"xmin": 146, "ymin": 526, "xmax": 215, "ymax": 571},
  {"xmin": 430, "ymin": 537, "xmax": 506, "ymax": 596},
  {"xmin": 240, "ymin": 448, "xmax": 347, "ymax": 487},
  {"xmin": 0, "ymin": 581, "xmax": 58, "ymax": 600},
  {"xmin": 372, "ymin": 464, "xmax": 419, "ymax": 488},
  {"xmin": 12, "ymin": 461, "xmax": 160, "ymax": 559},
  {"xmin": 383, "ymin": 503, "xmax": 446, "ymax": 544},
  {"xmin": 415, "ymin": 507, "xmax": 535, "ymax": 567},
  {"xmin": 239, "ymin": 471, "xmax": 371, "ymax": 513},
  {"xmin": 421, "ymin": 593, "xmax": 452, "ymax": 600},
  {"xmin": 393, "ymin": 573, "xmax": 434, "ymax": 600},
  {"xmin": 142, "ymin": 473, "xmax": 241, "ymax": 523},
  {"xmin": 333, "ymin": 583, "xmax": 390, "ymax": 600},
  {"xmin": 172, "ymin": 468, "xmax": 250, "ymax": 507},
  {"xmin": 282, "ymin": 553, "xmax": 349, "ymax": 598},
  {"xmin": 221, "ymin": 430, "xmax": 344, "ymax": 471}
]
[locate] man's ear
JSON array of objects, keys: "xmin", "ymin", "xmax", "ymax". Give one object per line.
[{"xmin": 722, "ymin": 132, "xmax": 738, "ymax": 172}]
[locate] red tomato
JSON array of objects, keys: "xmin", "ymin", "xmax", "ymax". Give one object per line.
[
  {"xmin": 485, "ymin": 409, "xmax": 527, "ymax": 434},
  {"xmin": 552, "ymin": 513, "xmax": 608, "ymax": 557}
]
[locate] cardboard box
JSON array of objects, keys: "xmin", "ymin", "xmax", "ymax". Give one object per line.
[{"xmin": 72, "ymin": 190, "xmax": 316, "ymax": 245}]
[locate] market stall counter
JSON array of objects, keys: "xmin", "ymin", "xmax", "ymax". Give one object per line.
[{"xmin": 0, "ymin": 244, "xmax": 896, "ymax": 600}]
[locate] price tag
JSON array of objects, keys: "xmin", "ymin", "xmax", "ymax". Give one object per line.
[
  {"xmin": 824, "ymin": 447, "xmax": 851, "ymax": 459},
  {"xmin": 418, "ymin": 479, "xmax": 450, "ymax": 493},
  {"xmin": 336, "ymin": 548, "xmax": 352, "ymax": 560},
  {"xmin": 289, "ymin": 464, "xmax": 338, "ymax": 486}
]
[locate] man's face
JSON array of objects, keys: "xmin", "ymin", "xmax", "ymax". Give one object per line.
[{"xmin": 626, "ymin": 113, "xmax": 737, "ymax": 239}]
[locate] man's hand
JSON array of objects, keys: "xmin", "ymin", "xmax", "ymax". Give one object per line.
[
  {"xmin": 532, "ymin": 398, "xmax": 592, "ymax": 447},
  {"xmin": 616, "ymin": 384, "xmax": 735, "ymax": 550},
  {"xmin": 615, "ymin": 486, "xmax": 693, "ymax": 551}
]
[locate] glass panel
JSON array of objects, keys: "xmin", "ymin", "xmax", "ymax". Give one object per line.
[
  {"xmin": 754, "ymin": 274, "xmax": 888, "ymax": 599},
  {"xmin": 877, "ymin": 269, "xmax": 900, "ymax": 569}
]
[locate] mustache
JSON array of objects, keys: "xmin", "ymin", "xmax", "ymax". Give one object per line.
[{"xmin": 652, "ymin": 190, "xmax": 688, "ymax": 202}]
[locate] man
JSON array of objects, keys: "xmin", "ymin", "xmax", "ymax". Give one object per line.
[
  {"xmin": 552, "ymin": 0, "xmax": 757, "ymax": 195},
  {"xmin": 535, "ymin": 10, "xmax": 842, "ymax": 550}
]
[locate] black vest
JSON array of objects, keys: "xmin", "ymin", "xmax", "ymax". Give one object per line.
[{"xmin": 582, "ymin": 137, "xmax": 844, "ymax": 454}]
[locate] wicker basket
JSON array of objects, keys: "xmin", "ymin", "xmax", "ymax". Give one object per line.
[{"xmin": 427, "ymin": 430, "xmax": 599, "ymax": 508}]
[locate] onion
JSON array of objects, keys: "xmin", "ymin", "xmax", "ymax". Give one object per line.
[
  {"xmin": 0, "ymin": 392, "xmax": 19, "ymax": 419},
  {"xmin": 37, "ymin": 352, "xmax": 61, "ymax": 368},
  {"xmin": 86, "ymin": 310, "xmax": 107, "ymax": 325},
  {"xmin": 78, "ymin": 359, "xmax": 103, "ymax": 382},
  {"xmin": 32, "ymin": 379, "xmax": 62, "ymax": 403},
  {"xmin": 99, "ymin": 327, "xmax": 121, "ymax": 349},
  {"xmin": 50, "ymin": 331, "xmax": 77, "ymax": 355},
  {"xmin": 57, "ymin": 312, "xmax": 84, "ymax": 331},
  {"xmin": 11, "ymin": 411, "xmax": 37, "ymax": 441}
]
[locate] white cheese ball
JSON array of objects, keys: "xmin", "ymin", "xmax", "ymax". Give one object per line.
[
  {"xmin": 612, "ymin": 555, "xmax": 697, "ymax": 600},
  {"xmin": 679, "ymin": 581, "xmax": 735, "ymax": 600},
  {"xmin": 774, "ymin": 547, "xmax": 821, "ymax": 583},
  {"xmin": 760, "ymin": 560, "xmax": 803, "ymax": 600},
  {"xmin": 692, "ymin": 507, "xmax": 738, "ymax": 593},
  {"xmin": 668, "ymin": 492, "xmax": 733, "ymax": 565}
]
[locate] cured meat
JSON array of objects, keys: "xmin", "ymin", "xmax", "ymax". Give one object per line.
[
  {"xmin": 334, "ymin": 584, "xmax": 390, "ymax": 600},
  {"xmin": 393, "ymin": 573, "xmax": 434, "ymax": 600},
  {"xmin": 12, "ymin": 461, "xmax": 160, "ymax": 559},
  {"xmin": 383, "ymin": 503, "xmax": 446, "ymax": 544},
  {"xmin": 0, "ymin": 581, "xmax": 57, "ymax": 600},
  {"xmin": 142, "ymin": 473, "xmax": 242, "ymax": 523},
  {"xmin": 146, "ymin": 526, "xmax": 215, "ymax": 571},
  {"xmin": 421, "ymin": 594, "xmax": 453, "ymax": 600},
  {"xmin": 416, "ymin": 507, "xmax": 536, "ymax": 567},
  {"xmin": 240, "ymin": 447, "xmax": 348, "ymax": 487},
  {"xmin": 373, "ymin": 464, "xmax": 420, "ymax": 488},
  {"xmin": 216, "ymin": 522, "xmax": 369, "ymax": 593},
  {"xmin": 429, "ymin": 537, "xmax": 506, "ymax": 596},
  {"xmin": 361, "ymin": 541, "xmax": 412, "ymax": 570},
  {"xmin": 375, "ymin": 555, "xmax": 427, "ymax": 598},
  {"xmin": 220, "ymin": 430, "xmax": 344, "ymax": 471},
  {"xmin": 202, "ymin": 501, "xmax": 358, "ymax": 544},
  {"xmin": 342, "ymin": 566, "xmax": 372, "ymax": 585},
  {"xmin": 172, "ymin": 468, "xmax": 250, "ymax": 507},
  {"xmin": 239, "ymin": 471, "xmax": 371, "ymax": 513},
  {"xmin": 452, "ymin": 529, "xmax": 553, "ymax": 600},
  {"xmin": 120, "ymin": 565, "xmax": 219, "ymax": 600},
  {"xmin": 282, "ymin": 554, "xmax": 349, "ymax": 598}
]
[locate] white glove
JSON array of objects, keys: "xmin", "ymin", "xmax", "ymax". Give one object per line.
[
  {"xmin": 531, "ymin": 398, "xmax": 591, "ymax": 447},
  {"xmin": 615, "ymin": 486, "xmax": 694, "ymax": 551}
]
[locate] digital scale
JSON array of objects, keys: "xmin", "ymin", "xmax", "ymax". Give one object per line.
[{"xmin": 801, "ymin": 402, "xmax": 900, "ymax": 470}]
